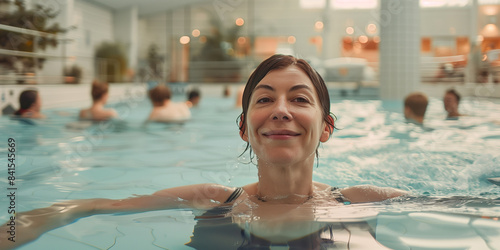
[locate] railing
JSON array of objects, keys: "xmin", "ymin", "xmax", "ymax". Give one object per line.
[
  {"xmin": 0, "ymin": 23, "xmax": 69, "ymax": 85},
  {"xmin": 187, "ymin": 60, "xmax": 256, "ymax": 83}
]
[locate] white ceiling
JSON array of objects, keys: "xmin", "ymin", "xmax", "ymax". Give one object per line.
[{"xmin": 87, "ymin": 0, "xmax": 212, "ymax": 17}]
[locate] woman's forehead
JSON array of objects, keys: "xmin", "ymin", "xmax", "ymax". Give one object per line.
[{"xmin": 256, "ymin": 66, "xmax": 313, "ymax": 87}]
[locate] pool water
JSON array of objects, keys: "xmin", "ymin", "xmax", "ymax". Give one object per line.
[{"xmin": 1, "ymin": 90, "xmax": 500, "ymax": 250}]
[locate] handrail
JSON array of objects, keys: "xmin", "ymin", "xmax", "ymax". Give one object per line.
[
  {"xmin": 0, "ymin": 48, "xmax": 59, "ymax": 58},
  {"xmin": 0, "ymin": 23, "xmax": 57, "ymax": 37}
]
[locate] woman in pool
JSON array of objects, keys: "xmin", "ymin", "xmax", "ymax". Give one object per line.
[
  {"xmin": 79, "ymin": 80, "xmax": 118, "ymax": 121},
  {"xmin": 13, "ymin": 89, "xmax": 46, "ymax": 119},
  {"xmin": 1, "ymin": 55, "xmax": 405, "ymax": 249}
]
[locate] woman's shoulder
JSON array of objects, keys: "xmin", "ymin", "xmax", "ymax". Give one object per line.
[
  {"xmin": 340, "ymin": 185, "xmax": 407, "ymax": 203},
  {"xmin": 79, "ymin": 108, "xmax": 91, "ymax": 119}
]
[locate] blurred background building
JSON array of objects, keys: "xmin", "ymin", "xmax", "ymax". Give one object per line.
[{"xmin": 1, "ymin": 0, "xmax": 499, "ymax": 103}]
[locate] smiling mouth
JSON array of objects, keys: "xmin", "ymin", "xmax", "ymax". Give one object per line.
[{"xmin": 262, "ymin": 130, "xmax": 301, "ymax": 137}]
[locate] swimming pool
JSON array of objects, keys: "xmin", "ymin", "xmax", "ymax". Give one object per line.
[{"xmin": 1, "ymin": 86, "xmax": 500, "ymax": 249}]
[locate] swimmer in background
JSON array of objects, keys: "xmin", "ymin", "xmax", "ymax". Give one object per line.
[
  {"xmin": 186, "ymin": 88, "xmax": 201, "ymax": 108},
  {"xmin": 13, "ymin": 89, "xmax": 46, "ymax": 119},
  {"xmin": 79, "ymin": 80, "xmax": 118, "ymax": 121},
  {"xmin": 0, "ymin": 55, "xmax": 406, "ymax": 249},
  {"xmin": 404, "ymin": 92, "xmax": 428, "ymax": 125},
  {"xmin": 443, "ymin": 89, "xmax": 463, "ymax": 119},
  {"xmin": 148, "ymin": 84, "xmax": 191, "ymax": 122}
]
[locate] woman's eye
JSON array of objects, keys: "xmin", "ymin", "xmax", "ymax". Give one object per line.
[
  {"xmin": 257, "ymin": 97, "xmax": 271, "ymax": 103},
  {"xmin": 293, "ymin": 97, "xmax": 309, "ymax": 103}
]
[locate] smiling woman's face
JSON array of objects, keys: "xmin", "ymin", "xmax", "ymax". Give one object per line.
[{"xmin": 241, "ymin": 66, "xmax": 330, "ymax": 167}]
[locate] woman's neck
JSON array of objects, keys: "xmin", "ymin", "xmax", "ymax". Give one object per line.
[
  {"xmin": 92, "ymin": 101, "xmax": 105, "ymax": 109},
  {"xmin": 256, "ymin": 160, "xmax": 314, "ymax": 203}
]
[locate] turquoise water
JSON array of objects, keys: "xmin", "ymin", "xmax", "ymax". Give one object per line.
[{"xmin": 1, "ymin": 92, "xmax": 500, "ymax": 249}]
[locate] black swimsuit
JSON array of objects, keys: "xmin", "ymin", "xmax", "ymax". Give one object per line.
[{"xmin": 186, "ymin": 187, "xmax": 351, "ymax": 249}]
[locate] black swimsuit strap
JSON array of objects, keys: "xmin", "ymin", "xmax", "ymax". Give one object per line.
[
  {"xmin": 224, "ymin": 187, "xmax": 350, "ymax": 204},
  {"xmin": 331, "ymin": 187, "xmax": 351, "ymax": 204},
  {"xmin": 224, "ymin": 187, "xmax": 244, "ymax": 204}
]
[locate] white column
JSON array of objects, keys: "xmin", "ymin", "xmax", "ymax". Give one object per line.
[
  {"xmin": 113, "ymin": 6, "xmax": 139, "ymax": 73},
  {"xmin": 465, "ymin": 0, "xmax": 479, "ymax": 84},
  {"xmin": 379, "ymin": 0, "xmax": 420, "ymax": 100}
]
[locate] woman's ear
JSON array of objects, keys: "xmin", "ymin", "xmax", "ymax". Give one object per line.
[
  {"xmin": 320, "ymin": 116, "xmax": 334, "ymax": 143},
  {"xmin": 239, "ymin": 115, "xmax": 248, "ymax": 142}
]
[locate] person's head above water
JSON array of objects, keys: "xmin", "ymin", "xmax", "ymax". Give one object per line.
[
  {"xmin": 443, "ymin": 89, "xmax": 461, "ymax": 118},
  {"xmin": 404, "ymin": 92, "xmax": 428, "ymax": 124},
  {"xmin": 148, "ymin": 84, "xmax": 172, "ymax": 107},
  {"xmin": 237, "ymin": 54, "xmax": 335, "ymax": 166},
  {"xmin": 18, "ymin": 89, "xmax": 40, "ymax": 111},
  {"xmin": 91, "ymin": 80, "xmax": 109, "ymax": 103},
  {"xmin": 186, "ymin": 89, "xmax": 201, "ymax": 107},
  {"xmin": 14, "ymin": 88, "xmax": 45, "ymax": 118}
]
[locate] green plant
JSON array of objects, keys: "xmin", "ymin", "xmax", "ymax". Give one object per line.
[
  {"xmin": 94, "ymin": 42, "xmax": 128, "ymax": 83},
  {"xmin": 195, "ymin": 15, "xmax": 242, "ymax": 62},
  {"xmin": 147, "ymin": 44, "xmax": 163, "ymax": 81},
  {"xmin": 64, "ymin": 64, "xmax": 82, "ymax": 84},
  {"xmin": 0, "ymin": 0, "xmax": 69, "ymax": 74},
  {"xmin": 190, "ymin": 12, "xmax": 243, "ymax": 82}
]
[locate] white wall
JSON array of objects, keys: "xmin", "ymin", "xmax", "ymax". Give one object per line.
[
  {"xmin": 114, "ymin": 6, "xmax": 139, "ymax": 70},
  {"xmin": 73, "ymin": 0, "xmax": 114, "ymax": 83},
  {"xmin": 138, "ymin": 13, "xmax": 169, "ymax": 80},
  {"xmin": 33, "ymin": 0, "xmax": 114, "ymax": 84}
]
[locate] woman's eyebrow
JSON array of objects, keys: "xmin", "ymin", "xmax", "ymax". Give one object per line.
[
  {"xmin": 289, "ymin": 84, "xmax": 313, "ymax": 93},
  {"xmin": 254, "ymin": 84, "xmax": 312, "ymax": 93},
  {"xmin": 254, "ymin": 84, "xmax": 274, "ymax": 91}
]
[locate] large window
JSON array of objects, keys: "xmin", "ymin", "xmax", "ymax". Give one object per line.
[
  {"xmin": 300, "ymin": 0, "xmax": 377, "ymax": 9},
  {"xmin": 301, "ymin": 0, "xmax": 500, "ymax": 9},
  {"xmin": 420, "ymin": 0, "xmax": 469, "ymax": 7}
]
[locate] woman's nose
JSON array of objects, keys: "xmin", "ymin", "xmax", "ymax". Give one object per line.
[{"xmin": 271, "ymin": 99, "xmax": 292, "ymax": 121}]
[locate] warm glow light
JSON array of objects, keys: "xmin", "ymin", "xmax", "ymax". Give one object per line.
[
  {"xmin": 353, "ymin": 42, "xmax": 362, "ymax": 52},
  {"xmin": 288, "ymin": 36, "xmax": 296, "ymax": 44},
  {"xmin": 236, "ymin": 18, "xmax": 245, "ymax": 26},
  {"xmin": 482, "ymin": 23, "xmax": 499, "ymax": 36},
  {"xmin": 192, "ymin": 29, "xmax": 200, "ymax": 37},
  {"xmin": 199, "ymin": 36, "xmax": 207, "ymax": 43},
  {"xmin": 373, "ymin": 36, "xmax": 380, "ymax": 43},
  {"xmin": 483, "ymin": 6, "xmax": 498, "ymax": 16},
  {"xmin": 358, "ymin": 35, "xmax": 368, "ymax": 43},
  {"xmin": 180, "ymin": 36, "xmax": 190, "ymax": 44},
  {"xmin": 346, "ymin": 26, "xmax": 354, "ymax": 35},
  {"xmin": 315, "ymin": 21, "xmax": 324, "ymax": 30},
  {"xmin": 237, "ymin": 36, "xmax": 246, "ymax": 45},
  {"xmin": 366, "ymin": 23, "xmax": 377, "ymax": 34}
]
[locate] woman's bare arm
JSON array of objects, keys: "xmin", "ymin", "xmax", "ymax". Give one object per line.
[{"xmin": 0, "ymin": 184, "xmax": 233, "ymax": 249}]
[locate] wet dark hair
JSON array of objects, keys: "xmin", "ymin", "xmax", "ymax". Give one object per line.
[
  {"xmin": 188, "ymin": 89, "xmax": 201, "ymax": 101},
  {"xmin": 91, "ymin": 80, "xmax": 109, "ymax": 101},
  {"xmin": 237, "ymin": 54, "xmax": 336, "ymax": 164},
  {"xmin": 148, "ymin": 84, "xmax": 172, "ymax": 106},
  {"xmin": 445, "ymin": 89, "xmax": 461, "ymax": 103},
  {"xmin": 404, "ymin": 92, "xmax": 428, "ymax": 117},
  {"xmin": 18, "ymin": 89, "xmax": 38, "ymax": 110}
]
